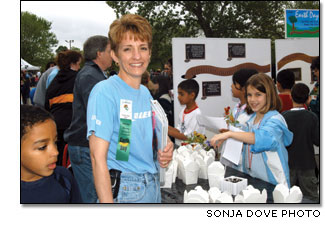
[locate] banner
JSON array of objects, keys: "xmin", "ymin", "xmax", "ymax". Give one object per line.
[{"xmin": 285, "ymin": 9, "xmax": 319, "ymax": 38}]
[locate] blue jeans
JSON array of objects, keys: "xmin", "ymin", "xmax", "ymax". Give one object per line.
[
  {"xmin": 114, "ymin": 172, "xmax": 161, "ymax": 203},
  {"xmin": 68, "ymin": 145, "xmax": 98, "ymax": 203}
]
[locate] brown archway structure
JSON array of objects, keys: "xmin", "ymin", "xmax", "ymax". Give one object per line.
[
  {"xmin": 184, "ymin": 63, "xmax": 270, "ymax": 79},
  {"xmin": 277, "ymin": 53, "xmax": 317, "ymax": 70}
]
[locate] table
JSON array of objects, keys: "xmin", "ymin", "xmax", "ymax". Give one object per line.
[{"xmin": 161, "ymin": 166, "xmax": 318, "ymax": 203}]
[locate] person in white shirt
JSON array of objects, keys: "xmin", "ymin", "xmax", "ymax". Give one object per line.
[{"xmin": 168, "ymin": 79, "xmax": 205, "ymax": 141}]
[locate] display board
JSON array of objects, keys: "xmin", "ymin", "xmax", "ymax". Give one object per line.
[
  {"xmin": 172, "ymin": 38, "xmax": 271, "ymax": 139},
  {"xmin": 285, "ymin": 9, "xmax": 319, "ymax": 38},
  {"xmin": 275, "ymin": 38, "xmax": 319, "ymax": 91}
]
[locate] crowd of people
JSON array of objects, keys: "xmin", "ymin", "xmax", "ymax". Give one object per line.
[{"xmin": 20, "ymin": 13, "xmax": 320, "ymax": 203}]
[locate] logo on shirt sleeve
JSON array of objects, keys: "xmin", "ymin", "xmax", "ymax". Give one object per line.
[{"xmin": 91, "ymin": 115, "xmax": 102, "ymax": 126}]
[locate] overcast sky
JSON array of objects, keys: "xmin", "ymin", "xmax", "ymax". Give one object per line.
[{"xmin": 21, "ymin": 1, "xmax": 117, "ymax": 51}]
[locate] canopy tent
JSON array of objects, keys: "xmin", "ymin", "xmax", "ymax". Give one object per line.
[{"xmin": 21, "ymin": 58, "xmax": 40, "ymax": 71}]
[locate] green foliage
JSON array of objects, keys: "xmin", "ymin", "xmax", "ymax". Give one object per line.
[
  {"xmin": 289, "ymin": 16, "xmax": 298, "ymax": 24},
  {"xmin": 55, "ymin": 45, "xmax": 68, "ymax": 54},
  {"xmin": 286, "ymin": 1, "xmax": 319, "ymax": 9},
  {"xmin": 286, "ymin": 24, "xmax": 319, "ymax": 38},
  {"xmin": 70, "ymin": 46, "xmax": 81, "ymax": 52},
  {"xmin": 106, "ymin": 1, "xmax": 319, "ymax": 72},
  {"xmin": 21, "ymin": 11, "xmax": 58, "ymax": 71},
  {"xmin": 106, "ymin": 1, "xmax": 199, "ymax": 70}
]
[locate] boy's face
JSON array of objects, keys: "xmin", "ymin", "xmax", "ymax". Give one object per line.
[
  {"xmin": 231, "ymin": 82, "xmax": 243, "ymax": 98},
  {"xmin": 177, "ymin": 88, "xmax": 194, "ymax": 105},
  {"xmin": 21, "ymin": 119, "xmax": 59, "ymax": 182}
]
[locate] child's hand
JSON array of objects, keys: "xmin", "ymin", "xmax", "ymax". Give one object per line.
[{"xmin": 210, "ymin": 132, "xmax": 231, "ymax": 149}]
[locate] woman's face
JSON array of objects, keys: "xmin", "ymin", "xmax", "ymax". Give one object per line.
[
  {"xmin": 247, "ymin": 85, "xmax": 267, "ymax": 114},
  {"xmin": 111, "ymin": 32, "xmax": 151, "ymax": 80}
]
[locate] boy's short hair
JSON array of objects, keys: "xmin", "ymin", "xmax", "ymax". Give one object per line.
[
  {"xmin": 276, "ymin": 69, "xmax": 295, "ymax": 89},
  {"xmin": 21, "ymin": 105, "xmax": 54, "ymax": 140},
  {"xmin": 291, "ymin": 83, "xmax": 310, "ymax": 104},
  {"xmin": 178, "ymin": 79, "xmax": 200, "ymax": 99},
  {"xmin": 232, "ymin": 68, "xmax": 258, "ymax": 88}
]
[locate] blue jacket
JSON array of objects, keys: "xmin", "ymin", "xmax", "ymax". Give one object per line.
[{"xmin": 241, "ymin": 110, "xmax": 293, "ymax": 187}]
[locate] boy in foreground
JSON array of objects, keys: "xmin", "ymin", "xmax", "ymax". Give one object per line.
[{"xmin": 21, "ymin": 105, "xmax": 82, "ymax": 203}]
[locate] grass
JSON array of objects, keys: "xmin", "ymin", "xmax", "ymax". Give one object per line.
[{"xmin": 286, "ymin": 23, "xmax": 319, "ymax": 38}]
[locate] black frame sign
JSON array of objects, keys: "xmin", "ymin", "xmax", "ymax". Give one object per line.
[
  {"xmin": 228, "ymin": 43, "xmax": 246, "ymax": 58},
  {"xmin": 202, "ymin": 81, "xmax": 221, "ymax": 97},
  {"xmin": 185, "ymin": 44, "xmax": 205, "ymax": 60}
]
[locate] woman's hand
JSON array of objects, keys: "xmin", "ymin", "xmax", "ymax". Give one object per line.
[{"xmin": 158, "ymin": 138, "xmax": 174, "ymax": 168}]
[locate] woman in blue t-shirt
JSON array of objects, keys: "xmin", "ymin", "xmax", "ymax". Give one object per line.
[{"xmin": 87, "ymin": 14, "xmax": 173, "ymax": 203}]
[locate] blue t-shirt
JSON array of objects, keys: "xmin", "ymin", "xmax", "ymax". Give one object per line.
[
  {"xmin": 21, "ymin": 166, "xmax": 82, "ymax": 203},
  {"xmin": 87, "ymin": 75, "xmax": 157, "ymax": 174}
]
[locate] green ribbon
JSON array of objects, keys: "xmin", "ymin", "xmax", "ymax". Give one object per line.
[{"xmin": 116, "ymin": 118, "xmax": 132, "ymax": 161}]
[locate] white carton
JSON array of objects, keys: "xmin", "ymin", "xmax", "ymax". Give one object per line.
[
  {"xmin": 207, "ymin": 161, "xmax": 225, "ymax": 189},
  {"xmin": 208, "ymin": 187, "xmax": 222, "ymax": 203},
  {"xmin": 160, "ymin": 161, "xmax": 174, "ymax": 188},
  {"xmin": 195, "ymin": 157, "xmax": 207, "ymax": 179},
  {"xmin": 234, "ymin": 185, "xmax": 267, "ymax": 203},
  {"xmin": 207, "ymin": 149, "xmax": 216, "ymax": 159},
  {"xmin": 204, "ymin": 155, "xmax": 214, "ymax": 168},
  {"xmin": 220, "ymin": 176, "xmax": 248, "ymax": 196},
  {"xmin": 177, "ymin": 145, "xmax": 189, "ymax": 155},
  {"xmin": 178, "ymin": 158, "xmax": 200, "ymax": 185},
  {"xmin": 184, "ymin": 186, "xmax": 209, "ymax": 203},
  {"xmin": 273, "ymin": 184, "xmax": 303, "ymax": 203}
]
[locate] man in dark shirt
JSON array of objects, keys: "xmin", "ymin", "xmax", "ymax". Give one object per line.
[
  {"xmin": 64, "ymin": 35, "xmax": 112, "ymax": 203},
  {"xmin": 282, "ymin": 83, "xmax": 319, "ymax": 202}
]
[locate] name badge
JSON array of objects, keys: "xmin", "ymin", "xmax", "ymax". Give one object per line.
[{"xmin": 116, "ymin": 100, "xmax": 132, "ymax": 161}]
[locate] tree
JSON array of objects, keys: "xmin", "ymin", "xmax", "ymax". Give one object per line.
[
  {"xmin": 289, "ymin": 16, "xmax": 297, "ymax": 30},
  {"xmin": 106, "ymin": 1, "xmax": 319, "ymax": 72},
  {"xmin": 70, "ymin": 46, "xmax": 81, "ymax": 52},
  {"xmin": 107, "ymin": 1, "xmax": 201, "ymax": 69},
  {"xmin": 55, "ymin": 45, "xmax": 68, "ymax": 54},
  {"xmin": 106, "ymin": 1, "xmax": 286, "ymax": 69},
  {"xmin": 286, "ymin": 1, "xmax": 319, "ymax": 9},
  {"xmin": 21, "ymin": 11, "xmax": 58, "ymax": 70}
]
